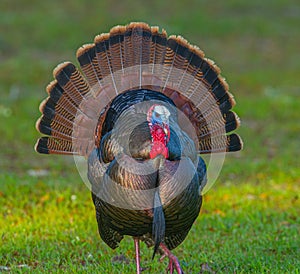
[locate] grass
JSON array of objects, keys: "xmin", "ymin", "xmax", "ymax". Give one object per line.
[{"xmin": 1, "ymin": 0, "xmax": 300, "ymax": 273}]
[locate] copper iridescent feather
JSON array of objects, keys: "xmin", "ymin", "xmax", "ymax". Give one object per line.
[{"xmin": 35, "ymin": 22, "xmax": 243, "ymax": 274}]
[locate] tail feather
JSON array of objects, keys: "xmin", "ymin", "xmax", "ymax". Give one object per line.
[
  {"xmin": 197, "ymin": 110, "xmax": 240, "ymax": 139},
  {"xmin": 140, "ymin": 26, "xmax": 152, "ymax": 66},
  {"xmin": 77, "ymin": 43, "xmax": 100, "ymax": 88},
  {"xmin": 131, "ymin": 24, "xmax": 146, "ymax": 67},
  {"xmin": 53, "ymin": 62, "xmax": 90, "ymax": 105},
  {"xmin": 35, "ymin": 62, "xmax": 96, "ymax": 154},
  {"xmin": 38, "ymin": 103, "xmax": 73, "ymax": 132},
  {"xmin": 109, "ymin": 25, "xmax": 126, "ymax": 73},
  {"xmin": 224, "ymin": 111, "xmax": 240, "ymax": 133},
  {"xmin": 123, "ymin": 25, "xmax": 134, "ymax": 69},
  {"xmin": 199, "ymin": 133, "xmax": 243, "ymax": 153},
  {"xmin": 164, "ymin": 36, "xmax": 203, "ymax": 90},
  {"xmin": 150, "ymin": 26, "xmax": 167, "ymax": 72},
  {"xmin": 35, "ymin": 137, "xmax": 76, "ymax": 155},
  {"xmin": 95, "ymin": 33, "xmax": 118, "ymax": 92},
  {"xmin": 44, "ymin": 81, "xmax": 78, "ymax": 117},
  {"xmin": 36, "ymin": 115, "xmax": 73, "ymax": 140},
  {"xmin": 35, "ymin": 22, "xmax": 243, "ymax": 156},
  {"xmin": 227, "ymin": 133, "xmax": 243, "ymax": 152}
]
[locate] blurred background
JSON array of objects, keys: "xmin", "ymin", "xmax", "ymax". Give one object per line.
[{"xmin": 0, "ymin": 0, "xmax": 299, "ymax": 272}]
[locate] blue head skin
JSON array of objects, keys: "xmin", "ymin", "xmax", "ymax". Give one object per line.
[{"xmin": 149, "ymin": 105, "xmax": 170, "ymax": 126}]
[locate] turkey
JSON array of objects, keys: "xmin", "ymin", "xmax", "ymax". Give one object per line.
[{"xmin": 35, "ymin": 22, "xmax": 243, "ymax": 273}]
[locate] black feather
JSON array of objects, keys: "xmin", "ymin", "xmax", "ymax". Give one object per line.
[
  {"xmin": 152, "ymin": 190, "xmax": 165, "ymax": 259},
  {"xmin": 35, "ymin": 137, "xmax": 49, "ymax": 154}
]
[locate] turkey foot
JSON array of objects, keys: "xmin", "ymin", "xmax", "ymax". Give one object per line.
[{"xmin": 159, "ymin": 243, "xmax": 183, "ymax": 274}]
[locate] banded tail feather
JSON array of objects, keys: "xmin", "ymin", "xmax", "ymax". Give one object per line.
[{"xmin": 35, "ymin": 22, "xmax": 243, "ymax": 156}]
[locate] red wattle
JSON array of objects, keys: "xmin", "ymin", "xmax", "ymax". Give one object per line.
[
  {"xmin": 150, "ymin": 141, "xmax": 168, "ymax": 159},
  {"xmin": 149, "ymin": 123, "xmax": 170, "ymax": 159}
]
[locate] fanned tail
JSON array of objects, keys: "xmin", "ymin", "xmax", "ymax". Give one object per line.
[{"xmin": 35, "ymin": 22, "xmax": 243, "ymax": 156}]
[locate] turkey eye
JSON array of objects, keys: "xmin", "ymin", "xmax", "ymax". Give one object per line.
[{"xmin": 155, "ymin": 113, "xmax": 160, "ymax": 118}]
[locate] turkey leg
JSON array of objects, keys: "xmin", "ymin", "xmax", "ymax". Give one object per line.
[{"xmin": 134, "ymin": 237, "xmax": 141, "ymax": 274}]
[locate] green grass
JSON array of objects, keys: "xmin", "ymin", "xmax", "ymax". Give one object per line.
[{"xmin": 1, "ymin": 0, "xmax": 299, "ymax": 273}]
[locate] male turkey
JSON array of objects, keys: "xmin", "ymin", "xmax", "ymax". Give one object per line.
[{"xmin": 35, "ymin": 22, "xmax": 243, "ymax": 273}]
